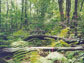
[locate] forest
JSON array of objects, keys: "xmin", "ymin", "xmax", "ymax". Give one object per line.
[{"xmin": 0, "ymin": 0, "xmax": 84, "ymax": 63}]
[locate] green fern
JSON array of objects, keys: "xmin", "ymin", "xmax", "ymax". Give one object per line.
[{"xmin": 13, "ymin": 50, "xmax": 30, "ymax": 63}]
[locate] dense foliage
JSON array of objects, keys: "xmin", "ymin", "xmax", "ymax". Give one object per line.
[{"xmin": 0, "ymin": 0, "xmax": 84, "ymax": 63}]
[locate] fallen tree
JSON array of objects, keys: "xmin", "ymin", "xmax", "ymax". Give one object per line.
[
  {"xmin": 24, "ymin": 35, "xmax": 84, "ymax": 44},
  {"xmin": 1, "ymin": 46, "xmax": 84, "ymax": 53},
  {"xmin": 0, "ymin": 46, "xmax": 84, "ymax": 58}
]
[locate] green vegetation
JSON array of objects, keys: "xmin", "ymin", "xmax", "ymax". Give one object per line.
[{"xmin": 0, "ymin": 0, "xmax": 84, "ymax": 63}]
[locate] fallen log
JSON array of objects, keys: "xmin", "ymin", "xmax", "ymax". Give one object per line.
[
  {"xmin": 24, "ymin": 35, "xmax": 82, "ymax": 44},
  {"xmin": 2, "ymin": 46, "xmax": 84, "ymax": 53},
  {"xmin": 0, "ymin": 46, "xmax": 84, "ymax": 58}
]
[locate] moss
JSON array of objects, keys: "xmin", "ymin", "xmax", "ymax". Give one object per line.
[{"xmin": 13, "ymin": 29, "xmax": 29, "ymax": 39}]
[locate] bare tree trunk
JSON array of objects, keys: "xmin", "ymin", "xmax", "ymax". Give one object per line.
[
  {"xmin": 66, "ymin": 0, "xmax": 71, "ymax": 38},
  {"xmin": 10, "ymin": 0, "xmax": 13, "ymax": 34},
  {"xmin": 0, "ymin": 0, "xmax": 1, "ymax": 31},
  {"xmin": 1, "ymin": 46, "xmax": 84, "ymax": 53},
  {"xmin": 73, "ymin": 0, "xmax": 78, "ymax": 19},
  {"xmin": 23, "ymin": 0, "xmax": 28, "ymax": 30},
  {"xmin": 21, "ymin": 0, "xmax": 24, "ymax": 29},
  {"xmin": 80, "ymin": 0, "xmax": 84, "ymax": 11},
  {"xmin": 30, "ymin": 1, "xmax": 31, "ymax": 17},
  {"xmin": 25, "ymin": 0, "xmax": 28, "ymax": 25},
  {"xmin": 66, "ymin": 0, "xmax": 71, "ymax": 25},
  {"xmin": 6, "ymin": 0, "xmax": 9, "ymax": 18},
  {"xmin": 15, "ymin": 0, "xmax": 18, "ymax": 31},
  {"xmin": 58, "ymin": 0, "xmax": 64, "ymax": 21},
  {"xmin": 21, "ymin": 0, "xmax": 24, "ymax": 21},
  {"xmin": 5, "ymin": 0, "xmax": 9, "ymax": 32},
  {"xmin": 72, "ymin": 0, "xmax": 78, "ymax": 36}
]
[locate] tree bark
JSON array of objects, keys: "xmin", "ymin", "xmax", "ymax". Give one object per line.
[
  {"xmin": 0, "ymin": 46, "xmax": 84, "ymax": 58},
  {"xmin": 73, "ymin": 0, "xmax": 78, "ymax": 19},
  {"xmin": 6, "ymin": 0, "xmax": 9, "ymax": 18},
  {"xmin": 24, "ymin": 35, "xmax": 78, "ymax": 43},
  {"xmin": 0, "ymin": 0, "xmax": 1, "ymax": 31},
  {"xmin": 9, "ymin": 0, "xmax": 13, "ymax": 33},
  {"xmin": 5, "ymin": 0, "xmax": 9, "ymax": 32},
  {"xmin": 24, "ymin": 0, "xmax": 28, "ymax": 26},
  {"xmin": 72, "ymin": 0, "xmax": 78, "ymax": 36},
  {"xmin": 58, "ymin": 0, "xmax": 64, "ymax": 21},
  {"xmin": 21, "ymin": 0, "xmax": 25, "ymax": 29},
  {"xmin": 66, "ymin": 0, "xmax": 71, "ymax": 25},
  {"xmin": 1, "ymin": 46, "xmax": 84, "ymax": 53},
  {"xmin": 30, "ymin": 1, "xmax": 31, "ymax": 17},
  {"xmin": 23, "ymin": 34, "xmax": 84, "ymax": 44},
  {"xmin": 80, "ymin": 0, "xmax": 84, "ymax": 11},
  {"xmin": 21, "ymin": 0, "xmax": 24, "ymax": 21},
  {"xmin": 15, "ymin": 0, "xmax": 18, "ymax": 31}
]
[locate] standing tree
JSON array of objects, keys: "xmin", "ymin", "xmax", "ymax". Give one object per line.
[
  {"xmin": 15, "ymin": 0, "xmax": 18, "ymax": 31},
  {"xmin": 30, "ymin": 1, "xmax": 31, "ymax": 17},
  {"xmin": 66, "ymin": 0, "xmax": 71, "ymax": 25},
  {"xmin": 25, "ymin": 0, "xmax": 28, "ymax": 24},
  {"xmin": 10, "ymin": 0, "xmax": 14, "ymax": 33},
  {"xmin": 72, "ymin": 0, "xmax": 78, "ymax": 36},
  {"xmin": 5, "ymin": 0, "xmax": 9, "ymax": 32},
  {"xmin": 80, "ymin": 0, "xmax": 84, "ymax": 11},
  {"xmin": 6, "ymin": 0, "xmax": 9, "ymax": 18},
  {"xmin": 58, "ymin": 0, "xmax": 64, "ymax": 21},
  {"xmin": 0, "ymin": 0, "xmax": 1, "ymax": 31},
  {"xmin": 21, "ymin": 0, "xmax": 25, "ymax": 29},
  {"xmin": 21, "ymin": 0, "xmax": 24, "ymax": 22}
]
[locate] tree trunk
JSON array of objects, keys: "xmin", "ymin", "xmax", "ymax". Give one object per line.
[
  {"xmin": 15, "ymin": 0, "xmax": 18, "ymax": 31},
  {"xmin": 0, "ymin": 0, "xmax": 1, "ymax": 31},
  {"xmin": 72, "ymin": 0, "xmax": 78, "ymax": 36},
  {"xmin": 6, "ymin": 0, "xmax": 9, "ymax": 18},
  {"xmin": 1, "ymin": 46, "xmax": 84, "ymax": 53},
  {"xmin": 73, "ymin": 0, "xmax": 78, "ymax": 19},
  {"xmin": 30, "ymin": 1, "xmax": 31, "ymax": 17},
  {"xmin": 80, "ymin": 0, "xmax": 84, "ymax": 11},
  {"xmin": 24, "ymin": 0, "xmax": 28, "ymax": 26},
  {"xmin": 21, "ymin": 0, "xmax": 24, "ymax": 29},
  {"xmin": 5, "ymin": 0, "xmax": 9, "ymax": 32},
  {"xmin": 66, "ymin": 0, "xmax": 71, "ymax": 25},
  {"xmin": 58, "ymin": 0, "xmax": 64, "ymax": 21},
  {"xmin": 10, "ymin": 0, "xmax": 13, "ymax": 34}
]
